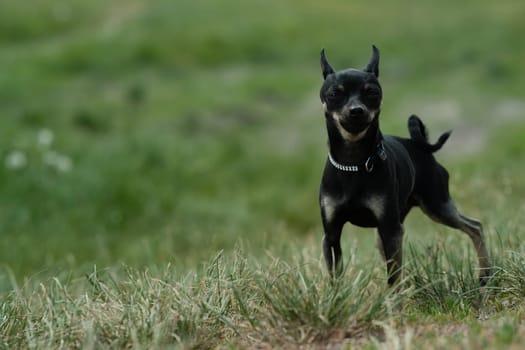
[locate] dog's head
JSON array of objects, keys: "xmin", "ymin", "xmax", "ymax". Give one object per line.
[{"xmin": 320, "ymin": 46, "xmax": 382, "ymax": 142}]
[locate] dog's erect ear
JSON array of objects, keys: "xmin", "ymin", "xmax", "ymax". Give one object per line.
[
  {"xmin": 320, "ymin": 49, "xmax": 335, "ymax": 79},
  {"xmin": 365, "ymin": 45, "xmax": 380, "ymax": 77}
]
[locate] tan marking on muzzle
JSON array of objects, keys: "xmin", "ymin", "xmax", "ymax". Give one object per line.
[{"xmin": 333, "ymin": 112, "xmax": 371, "ymax": 142}]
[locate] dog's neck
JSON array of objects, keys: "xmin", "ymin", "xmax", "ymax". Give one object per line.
[{"xmin": 326, "ymin": 115, "xmax": 382, "ymax": 166}]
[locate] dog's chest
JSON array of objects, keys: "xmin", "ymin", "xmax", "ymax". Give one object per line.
[
  {"xmin": 321, "ymin": 192, "xmax": 385, "ymax": 227},
  {"xmin": 361, "ymin": 195, "xmax": 385, "ymax": 220}
]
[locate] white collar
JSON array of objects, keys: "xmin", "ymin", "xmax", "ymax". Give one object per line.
[
  {"xmin": 327, "ymin": 140, "xmax": 387, "ymax": 173},
  {"xmin": 328, "ymin": 152, "xmax": 359, "ymax": 172}
]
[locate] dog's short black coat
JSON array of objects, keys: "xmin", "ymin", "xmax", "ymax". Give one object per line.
[{"xmin": 318, "ymin": 46, "xmax": 491, "ymax": 286}]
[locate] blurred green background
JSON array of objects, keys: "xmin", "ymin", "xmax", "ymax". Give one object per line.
[{"xmin": 0, "ymin": 0, "xmax": 524, "ymax": 282}]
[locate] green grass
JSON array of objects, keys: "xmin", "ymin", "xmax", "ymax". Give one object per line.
[
  {"xmin": 1, "ymin": 0, "xmax": 525, "ymax": 347},
  {"xmin": 2, "ymin": 237, "xmax": 525, "ymax": 348}
]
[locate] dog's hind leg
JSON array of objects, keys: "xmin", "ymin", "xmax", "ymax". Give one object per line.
[{"xmin": 421, "ymin": 200, "xmax": 491, "ymax": 285}]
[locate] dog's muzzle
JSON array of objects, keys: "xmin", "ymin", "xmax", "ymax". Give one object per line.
[
  {"xmin": 337, "ymin": 111, "xmax": 373, "ymax": 134},
  {"xmin": 341, "ymin": 118, "xmax": 370, "ymax": 133},
  {"xmin": 335, "ymin": 99, "xmax": 374, "ymax": 134}
]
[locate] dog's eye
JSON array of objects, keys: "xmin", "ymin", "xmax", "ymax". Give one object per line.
[
  {"xmin": 364, "ymin": 86, "xmax": 380, "ymax": 97},
  {"xmin": 363, "ymin": 86, "xmax": 381, "ymax": 106},
  {"xmin": 326, "ymin": 89, "xmax": 343, "ymax": 102}
]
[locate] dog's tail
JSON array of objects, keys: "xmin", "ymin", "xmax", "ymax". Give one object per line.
[{"xmin": 408, "ymin": 115, "xmax": 451, "ymax": 153}]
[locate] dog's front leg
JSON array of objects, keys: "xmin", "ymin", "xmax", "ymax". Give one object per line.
[
  {"xmin": 322, "ymin": 218, "xmax": 344, "ymax": 278},
  {"xmin": 377, "ymin": 222, "xmax": 404, "ymax": 286}
]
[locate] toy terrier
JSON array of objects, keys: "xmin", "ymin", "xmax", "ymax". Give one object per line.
[{"xmin": 319, "ymin": 46, "xmax": 491, "ymax": 286}]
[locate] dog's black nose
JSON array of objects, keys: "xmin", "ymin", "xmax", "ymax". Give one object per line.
[{"xmin": 349, "ymin": 107, "xmax": 364, "ymax": 116}]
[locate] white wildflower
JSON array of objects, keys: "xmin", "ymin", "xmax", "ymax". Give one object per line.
[
  {"xmin": 44, "ymin": 151, "xmax": 73, "ymax": 173},
  {"xmin": 37, "ymin": 129, "xmax": 54, "ymax": 148},
  {"xmin": 55, "ymin": 154, "xmax": 72, "ymax": 173},
  {"xmin": 5, "ymin": 150, "xmax": 28, "ymax": 170}
]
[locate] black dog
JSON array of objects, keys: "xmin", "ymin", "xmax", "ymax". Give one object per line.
[{"xmin": 318, "ymin": 46, "xmax": 491, "ymax": 286}]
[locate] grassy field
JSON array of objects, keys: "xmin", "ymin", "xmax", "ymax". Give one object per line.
[{"xmin": 1, "ymin": 0, "xmax": 525, "ymax": 348}]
